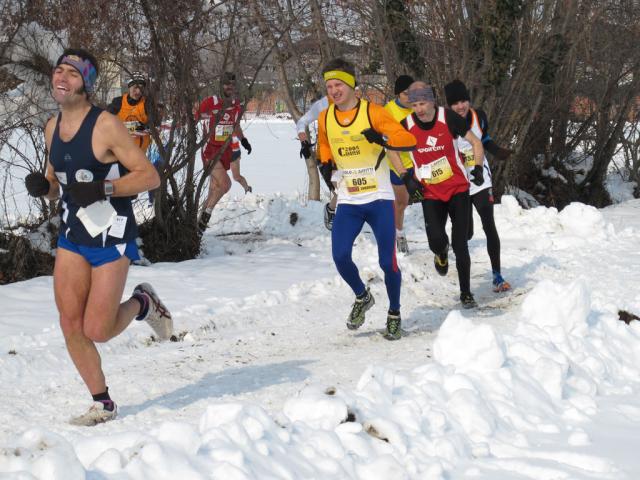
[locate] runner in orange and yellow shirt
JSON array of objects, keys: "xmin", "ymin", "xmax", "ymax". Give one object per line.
[{"xmin": 317, "ymin": 58, "xmax": 421, "ymax": 340}]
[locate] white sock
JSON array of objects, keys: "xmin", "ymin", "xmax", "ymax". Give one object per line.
[
  {"xmin": 205, "ymin": 207, "xmax": 213, "ymax": 214},
  {"xmin": 396, "ymin": 229, "xmax": 405, "ymax": 237}
]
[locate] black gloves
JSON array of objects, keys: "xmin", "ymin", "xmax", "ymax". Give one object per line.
[
  {"xmin": 67, "ymin": 181, "xmax": 106, "ymax": 208},
  {"xmin": 241, "ymin": 137, "xmax": 252, "ymax": 154},
  {"xmin": 25, "ymin": 172, "xmax": 51, "ymax": 197},
  {"xmin": 361, "ymin": 128, "xmax": 385, "ymax": 146},
  {"xmin": 400, "ymin": 172, "xmax": 424, "ymax": 203},
  {"xmin": 319, "ymin": 162, "xmax": 334, "ymax": 187},
  {"xmin": 494, "ymin": 147, "xmax": 512, "ymax": 160},
  {"xmin": 471, "ymin": 165, "xmax": 484, "ymax": 186},
  {"xmin": 300, "ymin": 140, "xmax": 312, "ymax": 160}
]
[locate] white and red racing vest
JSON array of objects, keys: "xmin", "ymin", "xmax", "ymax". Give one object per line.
[
  {"xmin": 456, "ymin": 108, "xmax": 492, "ymax": 195},
  {"xmin": 406, "ymin": 107, "xmax": 469, "ymax": 202}
]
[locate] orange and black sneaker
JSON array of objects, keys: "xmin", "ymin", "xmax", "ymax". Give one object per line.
[{"xmin": 492, "ymin": 272, "xmax": 511, "ymax": 292}]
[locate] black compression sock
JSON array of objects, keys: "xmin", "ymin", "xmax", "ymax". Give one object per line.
[{"xmin": 92, "ymin": 388, "xmax": 111, "ymax": 402}]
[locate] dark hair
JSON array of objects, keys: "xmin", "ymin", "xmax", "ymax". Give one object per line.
[
  {"xmin": 56, "ymin": 48, "xmax": 100, "ymax": 77},
  {"xmin": 321, "ymin": 58, "xmax": 356, "ymax": 78},
  {"xmin": 222, "ymin": 72, "xmax": 236, "ymax": 85}
]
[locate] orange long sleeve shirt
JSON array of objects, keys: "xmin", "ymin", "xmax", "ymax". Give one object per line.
[{"xmin": 317, "ymin": 100, "xmax": 416, "ymax": 164}]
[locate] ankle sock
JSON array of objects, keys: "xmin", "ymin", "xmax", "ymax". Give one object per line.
[{"xmin": 133, "ymin": 292, "xmax": 149, "ymax": 320}]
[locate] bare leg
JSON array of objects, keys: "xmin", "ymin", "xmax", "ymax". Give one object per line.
[
  {"xmin": 204, "ymin": 163, "xmax": 232, "ymax": 211},
  {"xmin": 54, "ymin": 249, "xmax": 132, "ymax": 395},
  {"xmin": 230, "ymin": 159, "xmax": 250, "ymax": 192},
  {"xmin": 392, "ymin": 183, "xmax": 409, "ymax": 231}
]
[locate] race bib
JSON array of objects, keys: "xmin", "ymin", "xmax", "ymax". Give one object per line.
[
  {"xmin": 419, "ymin": 156, "xmax": 453, "ymax": 184},
  {"xmin": 343, "ymin": 167, "xmax": 378, "ymax": 195},
  {"xmin": 461, "ymin": 148, "xmax": 475, "ymax": 167},
  {"xmin": 108, "ymin": 215, "xmax": 128, "ymax": 239},
  {"xmin": 76, "ymin": 200, "xmax": 117, "ymax": 238},
  {"xmin": 214, "ymin": 124, "xmax": 234, "ymax": 142},
  {"xmin": 124, "ymin": 121, "xmax": 146, "ymax": 137}
]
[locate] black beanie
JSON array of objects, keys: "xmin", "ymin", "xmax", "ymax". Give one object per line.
[
  {"xmin": 444, "ymin": 79, "xmax": 470, "ymax": 106},
  {"xmin": 394, "ymin": 75, "xmax": 414, "ymax": 95}
]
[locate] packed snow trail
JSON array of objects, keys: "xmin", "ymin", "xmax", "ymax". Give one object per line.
[{"xmin": 1, "ymin": 119, "xmax": 640, "ymax": 478}]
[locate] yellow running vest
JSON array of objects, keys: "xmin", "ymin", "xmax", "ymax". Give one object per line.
[
  {"xmin": 326, "ymin": 100, "xmax": 394, "ymax": 204},
  {"xmin": 383, "ymin": 100, "xmax": 414, "ymax": 173}
]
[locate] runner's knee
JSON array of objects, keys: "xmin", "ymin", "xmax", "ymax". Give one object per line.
[
  {"xmin": 59, "ymin": 314, "xmax": 84, "ymax": 337},
  {"xmin": 83, "ymin": 320, "xmax": 112, "ymax": 343}
]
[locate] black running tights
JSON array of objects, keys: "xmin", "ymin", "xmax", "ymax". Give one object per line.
[
  {"xmin": 421, "ymin": 190, "xmax": 471, "ymax": 294},
  {"xmin": 468, "ymin": 188, "xmax": 501, "ymax": 273}
]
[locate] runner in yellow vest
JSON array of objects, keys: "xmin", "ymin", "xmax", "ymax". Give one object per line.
[
  {"xmin": 384, "ymin": 75, "xmax": 415, "ymax": 253},
  {"xmin": 317, "ymin": 58, "xmax": 422, "ymax": 340}
]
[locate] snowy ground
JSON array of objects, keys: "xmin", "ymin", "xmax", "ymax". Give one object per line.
[{"xmin": 1, "ymin": 120, "xmax": 640, "ymax": 479}]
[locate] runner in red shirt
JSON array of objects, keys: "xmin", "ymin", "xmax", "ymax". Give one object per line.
[
  {"xmin": 402, "ymin": 81, "xmax": 485, "ymax": 308},
  {"xmin": 197, "ymin": 72, "xmax": 252, "ymax": 233}
]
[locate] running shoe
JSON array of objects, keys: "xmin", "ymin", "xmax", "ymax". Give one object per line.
[
  {"xmin": 134, "ymin": 283, "xmax": 173, "ymax": 341},
  {"xmin": 324, "ymin": 203, "xmax": 335, "ymax": 231},
  {"xmin": 460, "ymin": 292, "xmax": 477, "ymax": 309},
  {"xmin": 198, "ymin": 211, "xmax": 211, "ymax": 233},
  {"xmin": 346, "ymin": 288, "xmax": 375, "ymax": 330},
  {"xmin": 69, "ymin": 401, "xmax": 117, "ymax": 426},
  {"xmin": 434, "ymin": 246, "xmax": 449, "ymax": 276},
  {"xmin": 396, "ymin": 233, "xmax": 409, "ymax": 254},
  {"xmin": 383, "ymin": 312, "xmax": 402, "ymax": 341},
  {"xmin": 492, "ymin": 272, "xmax": 511, "ymax": 292}
]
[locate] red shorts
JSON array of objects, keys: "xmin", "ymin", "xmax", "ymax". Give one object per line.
[{"xmin": 202, "ymin": 143, "xmax": 232, "ymax": 171}]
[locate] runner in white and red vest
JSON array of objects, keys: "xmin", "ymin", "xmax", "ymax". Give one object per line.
[{"xmin": 401, "ymin": 81, "xmax": 485, "ymax": 308}]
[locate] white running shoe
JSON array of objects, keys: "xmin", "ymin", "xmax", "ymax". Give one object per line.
[
  {"xmin": 134, "ymin": 283, "xmax": 173, "ymax": 341},
  {"xmin": 396, "ymin": 234, "xmax": 409, "ymax": 254},
  {"xmin": 69, "ymin": 401, "xmax": 117, "ymax": 426}
]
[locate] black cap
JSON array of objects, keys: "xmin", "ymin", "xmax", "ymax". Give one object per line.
[
  {"xmin": 394, "ymin": 74, "xmax": 414, "ymax": 95},
  {"xmin": 444, "ymin": 79, "xmax": 470, "ymax": 106},
  {"xmin": 222, "ymin": 72, "xmax": 236, "ymax": 85}
]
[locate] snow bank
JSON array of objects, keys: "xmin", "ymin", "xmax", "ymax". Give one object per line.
[{"xmin": 2, "ymin": 279, "xmax": 637, "ymax": 479}]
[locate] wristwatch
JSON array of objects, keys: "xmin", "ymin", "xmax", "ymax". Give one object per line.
[{"xmin": 104, "ymin": 181, "xmax": 114, "ymax": 197}]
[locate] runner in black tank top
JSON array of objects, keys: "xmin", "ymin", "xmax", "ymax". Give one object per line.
[{"xmin": 23, "ymin": 48, "xmax": 172, "ymax": 426}]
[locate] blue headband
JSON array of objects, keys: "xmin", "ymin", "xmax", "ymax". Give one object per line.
[
  {"xmin": 408, "ymin": 87, "xmax": 435, "ymax": 103},
  {"xmin": 58, "ymin": 55, "xmax": 98, "ymax": 94}
]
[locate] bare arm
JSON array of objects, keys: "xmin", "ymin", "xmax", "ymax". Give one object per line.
[
  {"xmin": 95, "ymin": 112, "xmax": 159, "ymax": 196},
  {"xmin": 464, "ymin": 130, "xmax": 484, "ymax": 167},
  {"xmin": 43, "ymin": 117, "xmax": 61, "ymax": 200},
  {"xmin": 386, "ymin": 150, "xmax": 408, "ymax": 176}
]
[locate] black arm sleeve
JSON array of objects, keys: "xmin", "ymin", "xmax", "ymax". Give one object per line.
[
  {"xmin": 106, "ymin": 96, "xmax": 122, "ymax": 115},
  {"xmin": 444, "ymin": 109, "xmax": 469, "ymax": 139},
  {"xmin": 475, "ymin": 109, "xmax": 501, "ymax": 155}
]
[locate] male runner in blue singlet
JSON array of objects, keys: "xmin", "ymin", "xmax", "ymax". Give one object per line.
[{"xmin": 25, "ymin": 48, "xmax": 173, "ymax": 426}]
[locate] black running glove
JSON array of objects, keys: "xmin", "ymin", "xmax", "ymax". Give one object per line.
[
  {"xmin": 400, "ymin": 172, "xmax": 424, "ymax": 203},
  {"xmin": 25, "ymin": 172, "xmax": 50, "ymax": 197},
  {"xmin": 361, "ymin": 128, "xmax": 385, "ymax": 146},
  {"xmin": 471, "ymin": 165, "xmax": 484, "ymax": 186},
  {"xmin": 300, "ymin": 140, "xmax": 312, "ymax": 160},
  {"xmin": 67, "ymin": 181, "xmax": 106, "ymax": 207},
  {"xmin": 319, "ymin": 162, "xmax": 334, "ymax": 186},
  {"xmin": 241, "ymin": 137, "xmax": 252, "ymax": 154}
]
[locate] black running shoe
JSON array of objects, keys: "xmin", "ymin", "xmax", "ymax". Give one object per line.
[
  {"xmin": 198, "ymin": 211, "xmax": 211, "ymax": 233},
  {"xmin": 434, "ymin": 247, "xmax": 449, "ymax": 276},
  {"xmin": 346, "ymin": 288, "xmax": 375, "ymax": 330},
  {"xmin": 460, "ymin": 292, "xmax": 477, "ymax": 309}
]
